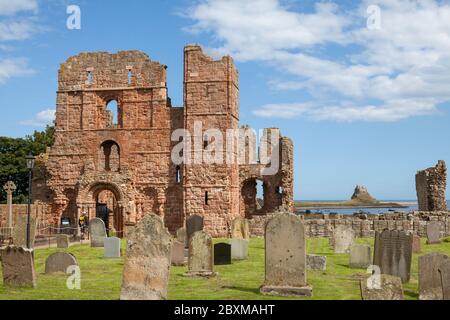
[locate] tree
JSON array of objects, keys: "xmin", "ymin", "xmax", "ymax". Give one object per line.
[{"xmin": 0, "ymin": 125, "xmax": 54, "ymax": 204}]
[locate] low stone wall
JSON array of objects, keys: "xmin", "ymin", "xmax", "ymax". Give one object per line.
[{"xmin": 249, "ymin": 211, "xmax": 450, "ymax": 238}]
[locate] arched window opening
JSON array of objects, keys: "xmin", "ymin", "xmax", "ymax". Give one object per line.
[
  {"xmin": 100, "ymin": 141, "xmax": 120, "ymax": 172},
  {"xmin": 87, "ymin": 71, "xmax": 92, "ymax": 85},
  {"xmin": 276, "ymin": 186, "xmax": 283, "ymax": 194},
  {"xmin": 128, "ymin": 70, "xmax": 132, "ymax": 85},
  {"xmin": 176, "ymin": 166, "xmax": 181, "ymax": 183},
  {"xmin": 106, "ymin": 100, "xmax": 119, "ymax": 128},
  {"xmin": 205, "ymin": 191, "xmax": 209, "ymax": 205}
]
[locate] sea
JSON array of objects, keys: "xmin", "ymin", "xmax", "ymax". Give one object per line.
[{"xmin": 296, "ymin": 200, "xmax": 450, "ymax": 215}]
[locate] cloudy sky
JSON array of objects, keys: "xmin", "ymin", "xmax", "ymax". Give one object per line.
[{"xmin": 0, "ymin": 0, "xmax": 449, "ymax": 200}]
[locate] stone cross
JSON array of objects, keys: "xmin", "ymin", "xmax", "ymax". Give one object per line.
[{"xmin": 3, "ymin": 181, "xmax": 16, "ymax": 228}]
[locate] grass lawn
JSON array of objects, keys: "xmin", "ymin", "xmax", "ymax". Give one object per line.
[{"xmin": 0, "ymin": 237, "xmax": 449, "ymax": 300}]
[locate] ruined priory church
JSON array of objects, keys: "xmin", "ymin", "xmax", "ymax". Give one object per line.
[{"xmin": 33, "ymin": 45, "xmax": 294, "ymax": 237}]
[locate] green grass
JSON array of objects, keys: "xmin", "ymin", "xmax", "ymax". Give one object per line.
[{"xmin": 1, "ymin": 237, "xmax": 449, "ymax": 300}]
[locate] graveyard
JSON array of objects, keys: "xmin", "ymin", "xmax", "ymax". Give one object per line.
[{"xmin": 1, "ymin": 235, "xmax": 449, "ymax": 300}]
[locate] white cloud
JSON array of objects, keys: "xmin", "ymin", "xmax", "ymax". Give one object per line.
[
  {"xmin": 20, "ymin": 109, "xmax": 56, "ymax": 127},
  {"xmin": 0, "ymin": 58, "xmax": 34, "ymax": 83},
  {"xmin": 0, "ymin": 19, "xmax": 38, "ymax": 41},
  {"xmin": 0, "ymin": 0, "xmax": 37, "ymax": 16},
  {"xmin": 184, "ymin": 0, "xmax": 450, "ymax": 122}
]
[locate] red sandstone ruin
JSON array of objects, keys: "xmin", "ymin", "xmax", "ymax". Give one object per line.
[{"xmin": 32, "ymin": 45, "xmax": 294, "ymax": 237}]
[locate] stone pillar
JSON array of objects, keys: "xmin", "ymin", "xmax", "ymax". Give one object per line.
[{"xmin": 3, "ymin": 181, "xmax": 17, "ymax": 228}]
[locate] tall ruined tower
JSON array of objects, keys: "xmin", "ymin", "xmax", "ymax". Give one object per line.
[
  {"xmin": 416, "ymin": 160, "xmax": 447, "ymax": 211},
  {"xmin": 183, "ymin": 45, "xmax": 240, "ymax": 236}
]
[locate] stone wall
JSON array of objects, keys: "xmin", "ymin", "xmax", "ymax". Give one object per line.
[
  {"xmin": 416, "ymin": 160, "xmax": 447, "ymax": 211},
  {"xmin": 249, "ymin": 212, "xmax": 450, "ymax": 238}
]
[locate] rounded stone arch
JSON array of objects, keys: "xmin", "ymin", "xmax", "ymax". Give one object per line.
[
  {"xmin": 99, "ymin": 139, "xmax": 121, "ymax": 172},
  {"xmin": 96, "ymin": 91, "xmax": 124, "ymax": 129},
  {"xmin": 240, "ymin": 176, "xmax": 269, "ymax": 218}
]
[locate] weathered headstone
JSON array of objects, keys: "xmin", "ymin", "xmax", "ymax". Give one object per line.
[
  {"xmin": 230, "ymin": 239, "xmax": 249, "ymax": 260},
  {"xmin": 307, "ymin": 255, "xmax": 327, "ymax": 271},
  {"xmin": 419, "ymin": 252, "xmax": 449, "ymax": 300},
  {"xmin": 0, "ymin": 246, "xmax": 37, "ymax": 288},
  {"xmin": 412, "ymin": 235, "xmax": 421, "ymax": 254},
  {"xmin": 439, "ymin": 259, "xmax": 450, "ymax": 300},
  {"xmin": 360, "ymin": 274, "xmax": 404, "ymax": 300},
  {"xmin": 373, "ymin": 229, "xmax": 413, "ymax": 283},
  {"xmin": 171, "ymin": 241, "xmax": 186, "ymax": 266},
  {"xmin": 349, "ymin": 244, "xmax": 371, "ymax": 268},
  {"xmin": 45, "ymin": 252, "xmax": 78, "ymax": 274},
  {"xmin": 426, "ymin": 221, "xmax": 441, "ymax": 244},
  {"xmin": 120, "ymin": 214, "xmax": 172, "ymax": 300},
  {"xmin": 214, "ymin": 243, "xmax": 231, "ymax": 265},
  {"xmin": 104, "ymin": 237, "xmax": 121, "ymax": 258},
  {"xmin": 3, "ymin": 181, "xmax": 16, "ymax": 228},
  {"xmin": 333, "ymin": 225, "xmax": 354, "ymax": 253},
  {"xmin": 89, "ymin": 218, "xmax": 107, "ymax": 247},
  {"xmin": 56, "ymin": 234, "xmax": 70, "ymax": 248},
  {"xmin": 13, "ymin": 215, "xmax": 37, "ymax": 248},
  {"xmin": 230, "ymin": 217, "xmax": 250, "ymax": 240},
  {"xmin": 186, "ymin": 215, "xmax": 204, "ymax": 244},
  {"xmin": 185, "ymin": 230, "xmax": 215, "ymax": 277},
  {"xmin": 260, "ymin": 213, "xmax": 312, "ymax": 297},
  {"xmin": 176, "ymin": 227, "xmax": 187, "ymax": 247}
]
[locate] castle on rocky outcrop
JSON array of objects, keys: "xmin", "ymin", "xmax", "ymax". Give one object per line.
[{"xmin": 32, "ymin": 45, "xmax": 294, "ymax": 237}]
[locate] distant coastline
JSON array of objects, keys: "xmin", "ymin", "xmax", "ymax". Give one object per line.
[{"xmin": 295, "ymin": 200, "xmax": 410, "ymax": 210}]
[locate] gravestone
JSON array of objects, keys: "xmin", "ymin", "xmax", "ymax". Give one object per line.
[
  {"xmin": 120, "ymin": 214, "xmax": 172, "ymax": 300},
  {"xmin": 89, "ymin": 218, "xmax": 107, "ymax": 247},
  {"xmin": 349, "ymin": 244, "xmax": 371, "ymax": 268},
  {"xmin": 171, "ymin": 241, "xmax": 186, "ymax": 266},
  {"xmin": 104, "ymin": 237, "xmax": 121, "ymax": 258},
  {"xmin": 419, "ymin": 252, "xmax": 449, "ymax": 300},
  {"xmin": 56, "ymin": 234, "xmax": 70, "ymax": 248},
  {"xmin": 373, "ymin": 229, "xmax": 413, "ymax": 283},
  {"xmin": 439, "ymin": 259, "xmax": 450, "ymax": 300},
  {"xmin": 0, "ymin": 246, "xmax": 37, "ymax": 288},
  {"xmin": 333, "ymin": 225, "xmax": 354, "ymax": 253},
  {"xmin": 45, "ymin": 252, "xmax": 78, "ymax": 274},
  {"xmin": 360, "ymin": 274, "xmax": 404, "ymax": 300},
  {"xmin": 13, "ymin": 215, "xmax": 37, "ymax": 248},
  {"xmin": 260, "ymin": 213, "xmax": 312, "ymax": 297},
  {"xmin": 214, "ymin": 243, "xmax": 231, "ymax": 265},
  {"xmin": 307, "ymin": 255, "xmax": 327, "ymax": 271},
  {"xmin": 186, "ymin": 215, "xmax": 204, "ymax": 244},
  {"xmin": 176, "ymin": 227, "xmax": 187, "ymax": 247},
  {"xmin": 230, "ymin": 239, "xmax": 249, "ymax": 260},
  {"xmin": 412, "ymin": 235, "xmax": 421, "ymax": 254},
  {"xmin": 426, "ymin": 221, "xmax": 441, "ymax": 244},
  {"xmin": 231, "ymin": 217, "xmax": 250, "ymax": 240},
  {"xmin": 185, "ymin": 231, "xmax": 215, "ymax": 277}
]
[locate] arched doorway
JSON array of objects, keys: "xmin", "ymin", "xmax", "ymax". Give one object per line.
[
  {"xmin": 90, "ymin": 183, "xmax": 124, "ymax": 238},
  {"xmin": 240, "ymin": 178, "xmax": 268, "ymax": 218}
]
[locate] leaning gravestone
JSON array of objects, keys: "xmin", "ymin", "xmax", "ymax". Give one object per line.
[
  {"xmin": 176, "ymin": 227, "xmax": 187, "ymax": 248},
  {"xmin": 230, "ymin": 239, "xmax": 249, "ymax": 260},
  {"xmin": 171, "ymin": 241, "xmax": 186, "ymax": 266},
  {"xmin": 45, "ymin": 252, "xmax": 78, "ymax": 274},
  {"xmin": 120, "ymin": 214, "xmax": 172, "ymax": 300},
  {"xmin": 426, "ymin": 221, "xmax": 441, "ymax": 244},
  {"xmin": 0, "ymin": 246, "xmax": 37, "ymax": 288},
  {"xmin": 12, "ymin": 215, "xmax": 37, "ymax": 248},
  {"xmin": 360, "ymin": 274, "xmax": 404, "ymax": 300},
  {"xmin": 231, "ymin": 217, "xmax": 250, "ymax": 240},
  {"xmin": 307, "ymin": 255, "xmax": 327, "ymax": 271},
  {"xmin": 89, "ymin": 218, "xmax": 107, "ymax": 247},
  {"xmin": 373, "ymin": 229, "xmax": 413, "ymax": 283},
  {"xmin": 104, "ymin": 237, "xmax": 121, "ymax": 258},
  {"xmin": 56, "ymin": 234, "xmax": 70, "ymax": 248},
  {"xmin": 186, "ymin": 215, "xmax": 204, "ymax": 244},
  {"xmin": 412, "ymin": 235, "xmax": 421, "ymax": 254},
  {"xmin": 439, "ymin": 259, "xmax": 450, "ymax": 300},
  {"xmin": 419, "ymin": 252, "xmax": 449, "ymax": 300},
  {"xmin": 214, "ymin": 243, "xmax": 231, "ymax": 265},
  {"xmin": 185, "ymin": 231, "xmax": 215, "ymax": 277},
  {"xmin": 349, "ymin": 244, "xmax": 371, "ymax": 268},
  {"xmin": 333, "ymin": 225, "xmax": 354, "ymax": 253},
  {"xmin": 260, "ymin": 213, "xmax": 312, "ymax": 297}
]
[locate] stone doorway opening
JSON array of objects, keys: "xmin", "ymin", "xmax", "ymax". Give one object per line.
[
  {"xmin": 241, "ymin": 178, "xmax": 268, "ymax": 218},
  {"xmin": 91, "ymin": 185, "xmax": 124, "ymax": 238}
]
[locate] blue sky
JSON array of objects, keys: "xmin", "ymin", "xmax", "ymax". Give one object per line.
[{"xmin": 0, "ymin": 0, "xmax": 449, "ymax": 200}]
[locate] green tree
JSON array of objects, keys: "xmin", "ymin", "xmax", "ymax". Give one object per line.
[{"xmin": 0, "ymin": 125, "xmax": 54, "ymax": 204}]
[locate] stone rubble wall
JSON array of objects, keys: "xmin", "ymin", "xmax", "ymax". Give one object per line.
[
  {"xmin": 415, "ymin": 160, "xmax": 447, "ymax": 211},
  {"xmin": 248, "ymin": 212, "xmax": 450, "ymax": 238}
]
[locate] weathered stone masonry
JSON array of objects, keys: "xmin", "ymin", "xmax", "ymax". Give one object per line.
[
  {"xmin": 416, "ymin": 160, "xmax": 447, "ymax": 212},
  {"xmin": 31, "ymin": 45, "xmax": 294, "ymax": 237}
]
